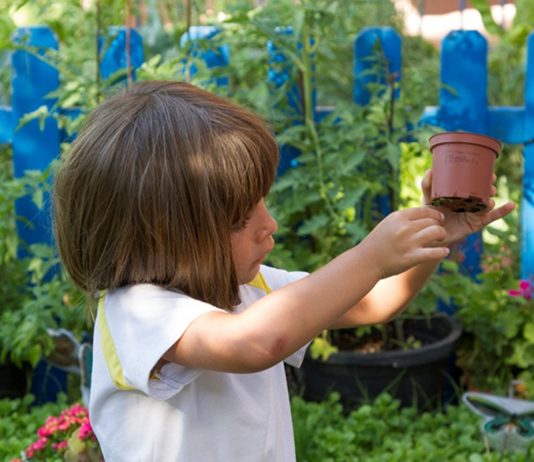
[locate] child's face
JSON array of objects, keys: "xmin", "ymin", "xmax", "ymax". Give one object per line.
[{"xmin": 231, "ymin": 199, "xmax": 278, "ymax": 284}]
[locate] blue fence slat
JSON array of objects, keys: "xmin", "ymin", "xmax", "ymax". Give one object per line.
[
  {"xmin": 179, "ymin": 26, "xmax": 229, "ymax": 87},
  {"xmin": 11, "ymin": 26, "xmax": 64, "ymax": 405},
  {"xmin": 266, "ymin": 28, "xmax": 311, "ymax": 176},
  {"xmin": 421, "ymin": 30, "xmax": 533, "ymax": 279},
  {"xmin": 12, "ymin": 26, "xmax": 60, "ymax": 253},
  {"xmin": 267, "ymin": 27, "xmax": 310, "ymax": 114},
  {"xmin": 522, "ymin": 33, "xmax": 534, "ymax": 280},
  {"xmin": 353, "ymin": 27, "xmax": 401, "ymax": 105},
  {"xmin": 99, "ymin": 27, "xmax": 144, "ymax": 81},
  {"xmin": 353, "ymin": 27, "xmax": 401, "ymax": 217},
  {"xmin": 423, "ymin": 30, "xmax": 491, "ymax": 280},
  {"xmin": 487, "ymin": 107, "xmax": 526, "ymax": 145},
  {"xmin": 0, "ymin": 106, "xmax": 13, "ymax": 144},
  {"xmin": 438, "ymin": 30, "xmax": 488, "ymax": 133}
]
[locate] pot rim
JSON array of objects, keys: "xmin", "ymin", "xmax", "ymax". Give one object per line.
[
  {"xmin": 429, "ymin": 131, "xmax": 501, "ymax": 158},
  {"xmin": 313, "ymin": 313, "xmax": 462, "ymax": 367}
]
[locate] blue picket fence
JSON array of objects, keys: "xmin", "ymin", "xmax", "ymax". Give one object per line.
[{"xmin": 0, "ymin": 24, "xmax": 533, "ymax": 282}]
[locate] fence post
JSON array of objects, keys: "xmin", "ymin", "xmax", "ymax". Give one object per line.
[
  {"xmin": 266, "ymin": 28, "xmax": 310, "ymax": 176},
  {"xmin": 522, "ymin": 33, "xmax": 534, "ymax": 280},
  {"xmin": 9, "ymin": 26, "xmax": 144, "ymax": 405},
  {"xmin": 10, "ymin": 26, "xmax": 65, "ymax": 405},
  {"xmin": 12, "ymin": 26, "xmax": 60, "ymax": 254},
  {"xmin": 436, "ymin": 30, "xmax": 489, "ymax": 280},
  {"xmin": 438, "ymin": 31, "xmax": 488, "ymax": 134},
  {"xmin": 353, "ymin": 27, "xmax": 402, "ymax": 216},
  {"xmin": 0, "ymin": 106, "xmax": 13, "ymax": 144},
  {"xmin": 100, "ymin": 27, "xmax": 144, "ymax": 81},
  {"xmin": 353, "ymin": 27, "xmax": 401, "ymax": 105},
  {"xmin": 179, "ymin": 26, "xmax": 229, "ymax": 88}
]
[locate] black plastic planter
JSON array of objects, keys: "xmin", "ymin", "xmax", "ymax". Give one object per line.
[
  {"xmin": 0, "ymin": 359, "xmax": 28, "ymax": 399},
  {"xmin": 300, "ymin": 313, "xmax": 462, "ymax": 411}
]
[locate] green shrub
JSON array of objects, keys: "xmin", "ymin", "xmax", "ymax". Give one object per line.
[{"xmin": 291, "ymin": 393, "xmax": 534, "ymax": 461}]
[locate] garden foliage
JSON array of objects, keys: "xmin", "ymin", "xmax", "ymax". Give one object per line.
[
  {"xmin": 292, "ymin": 393, "xmax": 534, "ymax": 461},
  {"xmin": 0, "ymin": 0, "xmax": 532, "ymax": 458},
  {"xmin": 2, "ymin": 393, "xmax": 532, "ymax": 462}
]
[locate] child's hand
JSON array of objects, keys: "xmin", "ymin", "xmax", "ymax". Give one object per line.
[
  {"xmin": 421, "ymin": 169, "xmax": 516, "ymax": 245},
  {"xmin": 362, "ymin": 207, "xmax": 449, "ymax": 279}
]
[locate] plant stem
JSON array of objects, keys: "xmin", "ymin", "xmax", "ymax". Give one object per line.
[
  {"xmin": 125, "ymin": 0, "xmax": 133, "ymax": 86},
  {"xmin": 378, "ymin": 42, "xmax": 400, "ymax": 213},
  {"xmin": 184, "ymin": 0, "xmax": 192, "ymax": 82},
  {"xmin": 95, "ymin": 0, "xmax": 101, "ymax": 103},
  {"xmin": 387, "ymin": 78, "xmax": 400, "ymax": 212},
  {"xmin": 394, "ymin": 318, "xmax": 405, "ymax": 347},
  {"xmin": 300, "ymin": 18, "xmax": 337, "ymax": 222}
]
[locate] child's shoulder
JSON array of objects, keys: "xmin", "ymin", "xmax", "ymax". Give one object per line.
[{"xmin": 105, "ymin": 284, "xmax": 218, "ymax": 311}]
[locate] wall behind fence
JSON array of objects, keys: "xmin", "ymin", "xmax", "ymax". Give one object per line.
[{"xmin": 0, "ymin": 24, "xmax": 532, "ymax": 281}]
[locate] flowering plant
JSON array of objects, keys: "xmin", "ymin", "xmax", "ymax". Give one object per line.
[
  {"xmin": 11, "ymin": 403, "xmax": 103, "ymax": 462},
  {"xmin": 456, "ymin": 270, "xmax": 534, "ymax": 399},
  {"xmin": 508, "ymin": 278, "xmax": 533, "ymax": 300}
]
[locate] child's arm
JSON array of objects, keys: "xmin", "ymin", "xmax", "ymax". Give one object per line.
[
  {"xmin": 328, "ymin": 259, "xmax": 440, "ymax": 328},
  {"xmin": 330, "ymin": 170, "xmax": 516, "ymax": 328},
  {"xmin": 163, "ymin": 206, "xmax": 449, "ymax": 373}
]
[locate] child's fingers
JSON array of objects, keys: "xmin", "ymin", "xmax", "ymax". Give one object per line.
[
  {"xmin": 400, "ymin": 205, "xmax": 444, "ymax": 222},
  {"xmin": 421, "ymin": 169, "xmax": 432, "ymax": 186},
  {"xmin": 421, "ymin": 169, "xmax": 432, "ymax": 204},
  {"xmin": 410, "ymin": 217, "xmax": 444, "ymax": 233},
  {"xmin": 414, "ymin": 246, "xmax": 450, "ymax": 262},
  {"xmin": 481, "ymin": 201, "xmax": 515, "ymax": 226},
  {"xmin": 414, "ymin": 223, "xmax": 447, "ymax": 246}
]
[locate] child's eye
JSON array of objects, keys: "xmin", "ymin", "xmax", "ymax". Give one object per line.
[{"xmin": 232, "ymin": 216, "xmax": 250, "ymax": 231}]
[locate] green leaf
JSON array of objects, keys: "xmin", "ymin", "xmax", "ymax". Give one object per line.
[
  {"xmin": 310, "ymin": 333, "xmax": 338, "ymax": 361},
  {"xmin": 26, "ymin": 344, "xmax": 42, "ymax": 367},
  {"xmin": 16, "ymin": 105, "xmax": 51, "ymax": 132},
  {"xmin": 524, "ymin": 322, "xmax": 534, "ymax": 343},
  {"xmin": 296, "ymin": 214, "xmax": 329, "ymax": 236},
  {"xmin": 470, "ymin": 0, "xmax": 504, "ymax": 37}
]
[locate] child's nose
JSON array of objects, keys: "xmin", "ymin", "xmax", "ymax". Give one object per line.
[
  {"xmin": 266, "ymin": 212, "xmax": 278, "ymax": 235},
  {"xmin": 258, "ymin": 204, "xmax": 277, "ymax": 240}
]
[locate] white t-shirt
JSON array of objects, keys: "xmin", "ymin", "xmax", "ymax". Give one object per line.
[{"xmin": 89, "ymin": 265, "xmax": 308, "ymax": 462}]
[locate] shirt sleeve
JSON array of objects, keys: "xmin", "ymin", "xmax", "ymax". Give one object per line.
[
  {"xmin": 103, "ymin": 286, "xmax": 222, "ymax": 400},
  {"xmin": 284, "ymin": 343, "xmax": 309, "ymax": 368}
]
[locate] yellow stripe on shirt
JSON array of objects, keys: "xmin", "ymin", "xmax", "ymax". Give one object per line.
[
  {"xmin": 97, "ymin": 294, "xmax": 135, "ymax": 391},
  {"xmin": 247, "ymin": 272, "xmax": 272, "ymax": 294},
  {"xmin": 98, "ymin": 274, "xmax": 270, "ymax": 390}
]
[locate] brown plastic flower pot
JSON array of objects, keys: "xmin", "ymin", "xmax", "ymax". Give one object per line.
[{"xmin": 429, "ymin": 132, "xmax": 501, "ymax": 213}]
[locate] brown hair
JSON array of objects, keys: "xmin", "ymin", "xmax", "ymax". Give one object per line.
[{"xmin": 53, "ymin": 80, "xmax": 279, "ymax": 308}]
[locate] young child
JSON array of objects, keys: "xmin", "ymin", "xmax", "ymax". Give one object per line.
[{"xmin": 53, "ymin": 80, "xmax": 514, "ymax": 461}]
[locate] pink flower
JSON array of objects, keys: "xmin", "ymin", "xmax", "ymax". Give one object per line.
[
  {"xmin": 37, "ymin": 415, "xmax": 59, "ymax": 437},
  {"xmin": 52, "ymin": 440, "xmax": 68, "ymax": 451},
  {"xmin": 23, "ymin": 403, "xmax": 102, "ymax": 461},
  {"xmin": 57, "ymin": 418, "xmax": 73, "ymax": 431},
  {"xmin": 508, "ymin": 279, "xmax": 533, "ymax": 300},
  {"xmin": 29, "ymin": 437, "xmax": 47, "ymax": 452},
  {"xmin": 25, "ymin": 436, "xmax": 48, "ymax": 458},
  {"xmin": 78, "ymin": 420, "xmax": 94, "ymax": 440}
]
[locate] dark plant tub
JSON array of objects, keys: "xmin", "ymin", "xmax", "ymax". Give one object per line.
[
  {"xmin": 0, "ymin": 359, "xmax": 29, "ymax": 399},
  {"xmin": 300, "ymin": 313, "xmax": 462, "ymax": 411}
]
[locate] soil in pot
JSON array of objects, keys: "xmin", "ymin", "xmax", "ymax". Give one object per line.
[
  {"xmin": 429, "ymin": 132, "xmax": 501, "ymax": 213},
  {"xmin": 299, "ymin": 313, "xmax": 462, "ymax": 411}
]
